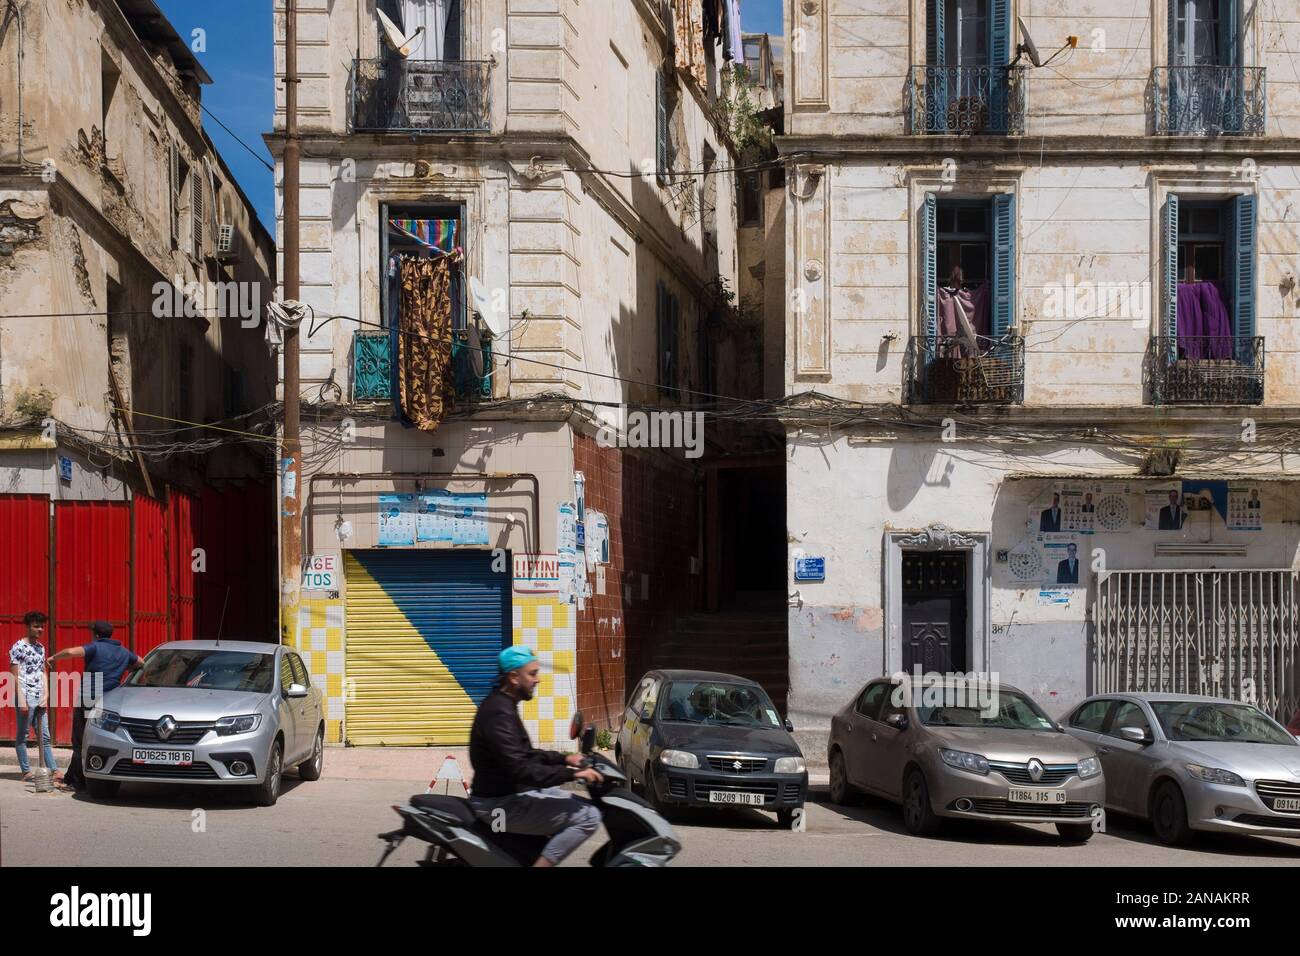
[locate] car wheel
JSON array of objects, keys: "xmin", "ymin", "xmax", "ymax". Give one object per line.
[
  {"xmin": 776, "ymin": 806, "xmax": 803, "ymax": 830},
  {"xmin": 85, "ymin": 778, "xmax": 120, "ymax": 800},
  {"xmin": 901, "ymin": 768, "xmax": 943, "ymax": 836},
  {"xmin": 253, "ymin": 739, "xmax": 283, "ymax": 807},
  {"xmin": 298, "ymin": 726, "xmax": 324, "ymax": 781},
  {"xmin": 828, "ymin": 749, "xmax": 861, "ymax": 806},
  {"xmin": 1151, "ymin": 781, "xmax": 1193, "ymax": 846},
  {"xmin": 1055, "ymin": 822, "xmax": 1094, "ymax": 843}
]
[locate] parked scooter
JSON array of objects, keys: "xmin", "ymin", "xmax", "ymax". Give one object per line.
[{"xmin": 376, "ymin": 712, "xmax": 681, "ymax": 867}]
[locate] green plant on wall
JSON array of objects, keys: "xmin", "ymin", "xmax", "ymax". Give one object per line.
[
  {"xmin": 716, "ymin": 65, "xmax": 773, "ymax": 154},
  {"xmin": 12, "ymin": 387, "xmax": 54, "ymax": 421}
]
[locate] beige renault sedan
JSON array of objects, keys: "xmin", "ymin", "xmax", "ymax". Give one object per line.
[{"xmin": 828, "ymin": 677, "xmax": 1105, "ymax": 841}]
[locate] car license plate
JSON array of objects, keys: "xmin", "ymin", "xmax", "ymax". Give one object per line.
[
  {"xmin": 1274, "ymin": 797, "xmax": 1300, "ymax": 812},
  {"xmin": 708, "ymin": 791, "xmax": 765, "ymax": 806},
  {"xmin": 131, "ymin": 748, "xmax": 193, "ymax": 767},
  {"xmin": 1008, "ymin": 788, "xmax": 1068, "ymax": 804}
]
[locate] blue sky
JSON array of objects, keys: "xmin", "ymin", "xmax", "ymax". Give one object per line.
[{"xmin": 162, "ymin": 0, "xmax": 785, "ymax": 234}]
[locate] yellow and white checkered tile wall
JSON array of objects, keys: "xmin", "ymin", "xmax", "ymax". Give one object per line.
[
  {"xmin": 514, "ymin": 596, "xmax": 577, "ymax": 746},
  {"xmin": 293, "ymin": 596, "xmax": 346, "ymax": 743}
]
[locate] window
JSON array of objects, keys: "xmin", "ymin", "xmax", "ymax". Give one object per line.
[
  {"xmin": 922, "ymin": 192, "xmax": 1016, "ymax": 340},
  {"xmin": 1105, "ymin": 702, "xmax": 1152, "ymax": 739},
  {"xmin": 381, "ymin": 202, "xmax": 465, "ymax": 330},
  {"xmin": 1171, "ymin": 0, "xmax": 1237, "ymax": 67},
  {"xmin": 655, "ymin": 66, "xmax": 675, "ymax": 184},
  {"xmin": 1161, "ymin": 193, "xmax": 1256, "ymax": 345},
  {"xmin": 928, "ymin": 0, "xmax": 1007, "ymax": 66},
  {"xmin": 854, "ymin": 682, "xmax": 887, "ymax": 720},
  {"xmin": 171, "ymin": 149, "xmax": 190, "ymax": 250},
  {"xmin": 739, "ymin": 170, "xmax": 763, "ymax": 227},
  {"xmin": 289, "ymin": 653, "xmax": 310, "ymax": 688},
  {"xmin": 878, "ymin": 689, "xmax": 908, "ymax": 725},
  {"xmin": 701, "ymin": 145, "xmax": 718, "ymax": 243},
  {"xmin": 279, "ymin": 653, "xmax": 294, "ymax": 693},
  {"xmin": 1070, "ymin": 699, "xmax": 1112, "ymax": 732},
  {"xmin": 656, "ymin": 280, "xmax": 679, "ymax": 396},
  {"xmin": 191, "ymin": 165, "xmax": 205, "ymax": 260},
  {"xmin": 925, "ymin": 0, "xmax": 1013, "ymax": 133},
  {"xmin": 378, "ymin": 0, "xmax": 462, "ymax": 60}
]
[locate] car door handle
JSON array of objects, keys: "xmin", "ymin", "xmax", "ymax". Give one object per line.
[{"xmin": 870, "ymin": 732, "xmax": 878, "ymax": 742}]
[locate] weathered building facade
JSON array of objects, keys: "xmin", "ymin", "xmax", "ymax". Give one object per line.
[
  {"xmin": 780, "ymin": 0, "xmax": 1300, "ymax": 757},
  {"xmin": 0, "ymin": 0, "xmax": 278, "ymax": 741},
  {"xmin": 270, "ymin": 0, "xmax": 760, "ymax": 745}
]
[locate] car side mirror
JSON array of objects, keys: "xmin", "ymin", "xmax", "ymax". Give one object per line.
[
  {"xmin": 639, "ymin": 704, "xmax": 655, "ymax": 722},
  {"xmin": 886, "ymin": 713, "xmax": 909, "ymax": 731},
  {"xmin": 784, "ymin": 718, "xmax": 794, "ymax": 733},
  {"xmin": 580, "ymin": 725, "xmax": 597, "ymax": 755},
  {"xmin": 1120, "ymin": 725, "xmax": 1150, "ymax": 745},
  {"xmin": 286, "ymin": 683, "xmax": 308, "ymax": 699}
]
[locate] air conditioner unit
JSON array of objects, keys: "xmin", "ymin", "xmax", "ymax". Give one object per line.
[{"xmin": 216, "ymin": 223, "xmax": 234, "ymax": 254}]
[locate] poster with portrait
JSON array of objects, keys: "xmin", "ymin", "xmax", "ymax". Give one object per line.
[
  {"xmin": 1144, "ymin": 484, "xmax": 1187, "ymax": 532},
  {"xmin": 1028, "ymin": 485, "xmax": 1067, "ymax": 535},
  {"xmin": 378, "ymin": 493, "xmax": 416, "ymax": 546},
  {"xmin": 1227, "ymin": 484, "xmax": 1264, "ymax": 531},
  {"xmin": 1061, "ymin": 483, "xmax": 1098, "ymax": 535}
]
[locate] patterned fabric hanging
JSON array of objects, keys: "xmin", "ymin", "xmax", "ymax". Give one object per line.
[
  {"xmin": 397, "ymin": 255, "xmax": 454, "ymax": 430},
  {"xmin": 673, "ymin": 0, "xmax": 708, "ymax": 89},
  {"xmin": 389, "ymin": 218, "xmax": 461, "ymax": 255}
]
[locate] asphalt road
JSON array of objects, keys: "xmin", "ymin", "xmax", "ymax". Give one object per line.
[{"xmin": 4, "ymin": 766, "xmax": 1300, "ymax": 867}]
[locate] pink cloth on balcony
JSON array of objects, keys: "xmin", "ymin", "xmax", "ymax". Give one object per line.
[
  {"xmin": 1176, "ymin": 280, "xmax": 1232, "ymax": 359},
  {"xmin": 936, "ymin": 281, "xmax": 991, "ymax": 341}
]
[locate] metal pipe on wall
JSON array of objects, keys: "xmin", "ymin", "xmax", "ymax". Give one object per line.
[{"xmin": 305, "ymin": 471, "xmax": 541, "ymax": 555}]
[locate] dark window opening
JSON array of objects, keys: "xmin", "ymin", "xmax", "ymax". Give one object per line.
[
  {"xmin": 944, "ymin": 0, "xmax": 989, "ymax": 65},
  {"xmin": 1178, "ymin": 200, "xmax": 1224, "ymax": 283},
  {"xmin": 381, "ymin": 202, "xmax": 465, "ymax": 331},
  {"xmin": 936, "ymin": 198, "xmax": 990, "ymax": 285},
  {"xmin": 739, "ymin": 171, "xmax": 763, "ymax": 227}
]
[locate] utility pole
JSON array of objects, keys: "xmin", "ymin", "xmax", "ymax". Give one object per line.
[{"xmin": 279, "ymin": 0, "xmax": 302, "ymax": 646}]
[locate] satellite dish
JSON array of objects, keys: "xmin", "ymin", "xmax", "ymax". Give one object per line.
[
  {"xmin": 377, "ymin": 9, "xmax": 424, "ymax": 58},
  {"xmin": 470, "ymin": 276, "xmax": 507, "ymax": 338},
  {"xmin": 1017, "ymin": 17, "xmax": 1043, "ymax": 68},
  {"xmin": 464, "ymin": 326, "xmax": 485, "ymax": 378}
]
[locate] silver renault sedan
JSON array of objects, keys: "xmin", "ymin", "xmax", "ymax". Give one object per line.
[
  {"xmin": 1064, "ymin": 692, "xmax": 1300, "ymax": 845},
  {"xmin": 82, "ymin": 641, "xmax": 324, "ymax": 806},
  {"xmin": 828, "ymin": 678, "xmax": 1105, "ymax": 841}
]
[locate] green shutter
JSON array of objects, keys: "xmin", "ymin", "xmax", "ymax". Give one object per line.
[
  {"xmin": 1229, "ymin": 193, "xmax": 1256, "ymax": 344},
  {"xmin": 991, "ymin": 193, "xmax": 1016, "ymax": 337},
  {"xmin": 1162, "ymin": 195, "xmax": 1179, "ymax": 340},
  {"xmin": 923, "ymin": 193, "xmax": 938, "ymax": 342}
]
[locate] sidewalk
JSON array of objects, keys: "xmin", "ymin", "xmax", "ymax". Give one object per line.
[{"xmin": 0, "ymin": 745, "xmax": 828, "ymax": 786}]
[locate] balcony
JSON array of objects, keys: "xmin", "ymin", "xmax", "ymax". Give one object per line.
[
  {"xmin": 1148, "ymin": 336, "xmax": 1264, "ymax": 405},
  {"xmin": 905, "ymin": 335, "xmax": 1024, "ymax": 405},
  {"xmin": 907, "ymin": 65, "xmax": 1028, "ymax": 135},
  {"xmin": 1151, "ymin": 66, "xmax": 1265, "ymax": 136},
  {"xmin": 352, "ymin": 330, "xmax": 392, "ymax": 401},
  {"xmin": 351, "ymin": 58, "xmax": 492, "ymax": 133}
]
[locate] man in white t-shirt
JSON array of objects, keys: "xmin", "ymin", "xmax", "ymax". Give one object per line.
[{"xmin": 9, "ymin": 610, "xmax": 56, "ymax": 782}]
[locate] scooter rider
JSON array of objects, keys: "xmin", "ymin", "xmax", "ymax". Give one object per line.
[{"xmin": 467, "ymin": 646, "xmax": 604, "ymax": 867}]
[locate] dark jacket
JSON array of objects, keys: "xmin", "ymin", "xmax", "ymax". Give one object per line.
[{"xmin": 469, "ymin": 688, "xmax": 570, "ymax": 798}]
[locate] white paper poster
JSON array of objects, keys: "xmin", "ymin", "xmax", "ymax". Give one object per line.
[
  {"xmin": 417, "ymin": 489, "xmax": 454, "ymax": 542},
  {"xmin": 586, "ymin": 510, "xmax": 609, "ymax": 565},
  {"xmin": 378, "ymin": 493, "xmax": 416, "ymax": 546},
  {"xmin": 1227, "ymin": 484, "xmax": 1264, "ymax": 531},
  {"xmin": 1145, "ymin": 484, "xmax": 1187, "ymax": 531}
]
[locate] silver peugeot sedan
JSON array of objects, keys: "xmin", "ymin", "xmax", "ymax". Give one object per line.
[
  {"xmin": 828, "ymin": 677, "xmax": 1105, "ymax": 841},
  {"xmin": 1064, "ymin": 692, "xmax": 1300, "ymax": 845},
  {"xmin": 82, "ymin": 641, "xmax": 324, "ymax": 806}
]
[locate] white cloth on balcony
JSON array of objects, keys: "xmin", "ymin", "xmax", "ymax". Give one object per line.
[{"xmin": 400, "ymin": 0, "xmax": 451, "ymax": 62}]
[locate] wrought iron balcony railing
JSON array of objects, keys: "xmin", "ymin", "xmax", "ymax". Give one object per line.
[
  {"xmin": 351, "ymin": 58, "xmax": 492, "ymax": 133},
  {"xmin": 905, "ymin": 334, "xmax": 1025, "ymax": 405},
  {"xmin": 1148, "ymin": 335, "xmax": 1264, "ymax": 405},
  {"xmin": 907, "ymin": 65, "xmax": 1028, "ymax": 135},
  {"xmin": 1151, "ymin": 66, "xmax": 1265, "ymax": 135},
  {"xmin": 353, "ymin": 330, "xmax": 392, "ymax": 401}
]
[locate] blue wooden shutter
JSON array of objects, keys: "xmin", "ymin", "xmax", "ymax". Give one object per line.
[
  {"xmin": 1229, "ymin": 193, "xmax": 1256, "ymax": 347},
  {"xmin": 991, "ymin": 193, "xmax": 1016, "ymax": 337},
  {"xmin": 926, "ymin": 0, "xmax": 946, "ymax": 64},
  {"xmin": 1169, "ymin": 0, "xmax": 1182, "ymax": 64},
  {"xmin": 1218, "ymin": 0, "xmax": 1240, "ymax": 66},
  {"xmin": 988, "ymin": 0, "xmax": 1012, "ymax": 131},
  {"xmin": 1162, "ymin": 194, "xmax": 1179, "ymax": 348},
  {"xmin": 656, "ymin": 69, "xmax": 667, "ymax": 182},
  {"xmin": 922, "ymin": 193, "xmax": 938, "ymax": 342}
]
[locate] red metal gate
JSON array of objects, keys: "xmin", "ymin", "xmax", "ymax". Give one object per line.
[
  {"xmin": 133, "ymin": 495, "xmax": 169, "ymax": 657},
  {"xmin": 169, "ymin": 490, "xmax": 198, "ymax": 642},
  {"xmin": 0, "ymin": 495, "xmax": 51, "ymax": 741}
]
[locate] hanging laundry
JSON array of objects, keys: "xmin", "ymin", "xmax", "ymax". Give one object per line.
[
  {"xmin": 674, "ymin": 0, "xmax": 708, "ymax": 89},
  {"xmin": 724, "ymin": 0, "xmax": 744, "ymax": 63},
  {"xmin": 703, "ymin": 0, "xmax": 722, "ymax": 41},
  {"xmin": 389, "ymin": 217, "xmax": 460, "ymax": 255},
  {"xmin": 397, "ymin": 255, "xmax": 455, "ymax": 430},
  {"xmin": 1177, "ymin": 280, "xmax": 1232, "ymax": 360},
  {"xmin": 937, "ymin": 281, "xmax": 991, "ymax": 342},
  {"xmin": 398, "ymin": 0, "xmax": 452, "ymax": 61}
]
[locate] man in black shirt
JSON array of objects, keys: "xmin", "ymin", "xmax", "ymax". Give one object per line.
[{"xmin": 468, "ymin": 646, "xmax": 603, "ymax": 866}]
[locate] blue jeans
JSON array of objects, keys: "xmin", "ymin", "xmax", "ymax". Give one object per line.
[{"xmin": 15, "ymin": 690, "xmax": 56, "ymax": 774}]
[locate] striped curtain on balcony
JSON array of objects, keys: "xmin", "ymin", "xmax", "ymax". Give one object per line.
[{"xmin": 397, "ymin": 255, "xmax": 454, "ymax": 431}]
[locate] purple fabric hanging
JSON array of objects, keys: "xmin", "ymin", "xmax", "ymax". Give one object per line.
[
  {"xmin": 1197, "ymin": 281, "xmax": 1232, "ymax": 359},
  {"xmin": 1176, "ymin": 282, "xmax": 1205, "ymax": 358},
  {"xmin": 936, "ymin": 281, "xmax": 991, "ymax": 353}
]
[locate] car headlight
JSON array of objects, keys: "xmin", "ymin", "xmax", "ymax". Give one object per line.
[
  {"xmin": 659, "ymin": 750, "xmax": 698, "ymax": 769},
  {"xmin": 1077, "ymin": 756, "xmax": 1102, "ymax": 779},
  {"xmin": 215, "ymin": 714, "xmax": 262, "ymax": 736},
  {"xmin": 91, "ymin": 710, "xmax": 120, "ymax": 732},
  {"xmin": 1185, "ymin": 763, "xmax": 1246, "ymax": 787},
  {"xmin": 774, "ymin": 756, "xmax": 806, "ymax": 774},
  {"xmin": 939, "ymin": 748, "xmax": 989, "ymax": 775}
]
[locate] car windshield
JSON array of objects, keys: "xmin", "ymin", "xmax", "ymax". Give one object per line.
[
  {"xmin": 659, "ymin": 681, "xmax": 781, "ymax": 728},
  {"xmin": 1150, "ymin": 701, "xmax": 1296, "ymax": 745},
  {"xmin": 130, "ymin": 649, "xmax": 274, "ymax": 694},
  {"xmin": 918, "ymin": 691, "xmax": 1057, "ymax": 731}
]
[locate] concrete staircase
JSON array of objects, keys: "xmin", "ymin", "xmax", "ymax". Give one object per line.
[{"xmin": 649, "ymin": 591, "xmax": 789, "ymax": 714}]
